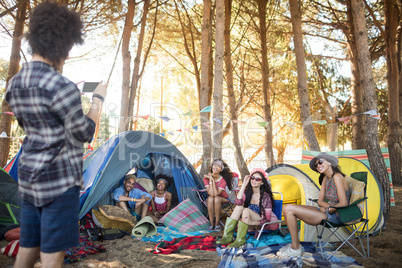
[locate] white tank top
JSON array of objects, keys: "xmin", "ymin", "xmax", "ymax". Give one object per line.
[{"xmin": 154, "ymin": 192, "xmax": 166, "ymax": 204}]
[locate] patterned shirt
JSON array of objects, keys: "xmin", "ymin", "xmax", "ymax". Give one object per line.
[
  {"xmin": 6, "ymin": 61, "xmax": 96, "ymax": 207},
  {"xmin": 325, "ymin": 175, "xmax": 351, "ymax": 205}
]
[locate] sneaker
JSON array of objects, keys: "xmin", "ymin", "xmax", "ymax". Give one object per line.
[
  {"xmin": 277, "ymin": 243, "xmax": 291, "ymax": 253},
  {"xmin": 208, "ymin": 225, "xmax": 214, "ymax": 230},
  {"xmin": 277, "ymin": 244, "xmax": 303, "ymax": 258},
  {"xmin": 214, "ymin": 225, "xmax": 222, "ymax": 231}
]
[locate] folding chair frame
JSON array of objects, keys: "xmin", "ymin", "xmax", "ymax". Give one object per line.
[
  {"xmin": 315, "ymin": 172, "xmax": 369, "ymax": 259},
  {"xmin": 256, "ymin": 191, "xmax": 285, "ymax": 240}
]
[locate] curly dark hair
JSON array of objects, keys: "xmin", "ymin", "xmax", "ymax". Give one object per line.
[
  {"xmin": 209, "ymin": 159, "xmax": 234, "ymax": 191},
  {"xmin": 318, "ymin": 166, "xmax": 345, "ymax": 185},
  {"xmin": 154, "ymin": 174, "xmax": 172, "ymax": 190},
  {"xmin": 27, "ymin": 2, "xmax": 84, "ymax": 67},
  {"xmin": 243, "ymin": 171, "xmax": 275, "ymax": 219}
]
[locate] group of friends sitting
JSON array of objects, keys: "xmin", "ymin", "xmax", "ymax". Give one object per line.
[
  {"xmin": 112, "ymin": 174, "xmax": 173, "ymax": 223},
  {"xmin": 114, "ymin": 152, "xmax": 350, "ymax": 258}
]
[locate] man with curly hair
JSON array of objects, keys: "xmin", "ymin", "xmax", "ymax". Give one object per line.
[{"xmin": 5, "ymin": 2, "xmax": 108, "ymax": 267}]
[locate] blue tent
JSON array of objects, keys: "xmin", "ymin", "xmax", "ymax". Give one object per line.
[{"xmin": 79, "ymin": 131, "xmax": 205, "ymax": 219}]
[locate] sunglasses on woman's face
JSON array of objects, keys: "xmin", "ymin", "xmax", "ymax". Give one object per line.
[
  {"xmin": 314, "ymin": 159, "xmax": 325, "ymax": 168},
  {"xmin": 250, "ymin": 176, "xmax": 262, "ymax": 182}
]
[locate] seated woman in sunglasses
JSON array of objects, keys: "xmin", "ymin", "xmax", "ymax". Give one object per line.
[
  {"xmin": 216, "ymin": 168, "xmax": 278, "ymax": 248},
  {"xmin": 277, "ymin": 152, "xmax": 351, "ymax": 258}
]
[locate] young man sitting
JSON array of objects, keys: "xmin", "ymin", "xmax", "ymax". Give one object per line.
[{"xmin": 112, "ymin": 174, "xmax": 152, "ymax": 221}]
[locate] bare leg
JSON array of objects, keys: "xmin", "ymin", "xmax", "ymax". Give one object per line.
[
  {"xmin": 40, "ymin": 251, "xmax": 65, "ymax": 268},
  {"xmin": 14, "ymin": 247, "xmax": 40, "ymax": 268},
  {"xmin": 141, "ymin": 203, "xmax": 149, "ymax": 219},
  {"xmin": 147, "ymin": 211, "xmax": 159, "ymax": 223},
  {"xmin": 117, "ymin": 201, "xmax": 129, "ymax": 212},
  {"xmin": 207, "ymin": 196, "xmax": 215, "ymax": 226},
  {"xmin": 213, "ymin": 197, "xmax": 222, "ymax": 226},
  {"xmin": 230, "ymin": 205, "xmax": 244, "ymax": 220},
  {"xmin": 240, "ymin": 208, "xmax": 262, "ymax": 225},
  {"xmin": 283, "ymin": 204, "xmax": 327, "ymax": 249}
]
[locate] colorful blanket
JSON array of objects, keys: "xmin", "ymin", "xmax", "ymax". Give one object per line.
[
  {"xmin": 64, "ymin": 235, "xmax": 106, "ymax": 264},
  {"xmin": 140, "ymin": 225, "xmax": 213, "ymax": 243},
  {"xmin": 217, "ymin": 242, "xmax": 362, "ymax": 268},
  {"xmin": 149, "ymin": 235, "xmax": 216, "ymax": 254}
]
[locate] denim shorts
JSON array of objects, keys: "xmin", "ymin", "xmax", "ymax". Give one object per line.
[
  {"xmin": 318, "ymin": 207, "xmax": 342, "ymax": 224},
  {"xmin": 326, "ymin": 211, "xmax": 342, "ymax": 224},
  {"xmin": 19, "ymin": 186, "xmax": 80, "ymax": 253}
]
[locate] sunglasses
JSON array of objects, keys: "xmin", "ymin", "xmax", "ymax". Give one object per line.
[
  {"xmin": 250, "ymin": 176, "xmax": 262, "ymax": 182},
  {"xmin": 314, "ymin": 159, "xmax": 325, "ymax": 168}
]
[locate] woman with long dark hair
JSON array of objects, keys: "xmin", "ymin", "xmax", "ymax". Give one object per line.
[
  {"xmin": 278, "ymin": 152, "xmax": 350, "ymax": 258},
  {"xmin": 203, "ymin": 159, "xmax": 234, "ymax": 231},
  {"xmin": 217, "ymin": 168, "xmax": 278, "ymax": 248}
]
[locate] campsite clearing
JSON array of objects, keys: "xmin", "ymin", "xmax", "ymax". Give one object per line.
[{"xmin": 0, "ymin": 186, "xmax": 401, "ymax": 267}]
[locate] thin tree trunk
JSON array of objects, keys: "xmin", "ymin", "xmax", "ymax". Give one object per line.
[
  {"xmin": 289, "ymin": 0, "xmax": 320, "ymax": 151},
  {"xmin": 351, "ymin": 0, "xmax": 390, "ymax": 219},
  {"xmin": 0, "ymin": 0, "xmax": 27, "ymax": 167},
  {"xmin": 312, "ymin": 59, "xmax": 338, "ymax": 151},
  {"xmin": 212, "ymin": 0, "xmax": 224, "ymax": 160},
  {"xmin": 199, "ymin": 0, "xmax": 213, "ymax": 175},
  {"xmin": 385, "ymin": 0, "xmax": 402, "ymax": 186},
  {"xmin": 118, "ymin": 0, "xmax": 136, "ymax": 133},
  {"xmin": 127, "ymin": 0, "xmax": 151, "ymax": 129},
  {"xmin": 224, "ymin": 0, "xmax": 248, "ymax": 177},
  {"xmin": 257, "ymin": 0, "xmax": 275, "ymax": 167},
  {"xmin": 346, "ymin": 0, "xmax": 366, "ymax": 149}
]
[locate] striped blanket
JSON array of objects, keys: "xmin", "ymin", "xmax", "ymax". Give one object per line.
[{"xmin": 217, "ymin": 242, "xmax": 362, "ymax": 268}]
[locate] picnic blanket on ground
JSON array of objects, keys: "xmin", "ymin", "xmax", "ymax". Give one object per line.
[
  {"xmin": 64, "ymin": 235, "xmax": 106, "ymax": 264},
  {"xmin": 217, "ymin": 242, "xmax": 362, "ymax": 268},
  {"xmin": 139, "ymin": 225, "xmax": 213, "ymax": 243},
  {"xmin": 149, "ymin": 235, "xmax": 216, "ymax": 254}
]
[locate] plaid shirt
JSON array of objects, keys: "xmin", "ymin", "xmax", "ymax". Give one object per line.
[{"xmin": 6, "ymin": 61, "xmax": 96, "ymax": 207}]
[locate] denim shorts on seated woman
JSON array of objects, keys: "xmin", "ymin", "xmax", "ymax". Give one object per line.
[
  {"xmin": 318, "ymin": 207, "xmax": 342, "ymax": 224},
  {"xmin": 326, "ymin": 211, "xmax": 342, "ymax": 224}
]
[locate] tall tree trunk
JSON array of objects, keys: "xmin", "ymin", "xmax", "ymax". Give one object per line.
[
  {"xmin": 346, "ymin": 0, "xmax": 366, "ymax": 149},
  {"xmin": 257, "ymin": 0, "xmax": 275, "ymax": 167},
  {"xmin": 0, "ymin": 0, "xmax": 27, "ymax": 167},
  {"xmin": 351, "ymin": 0, "xmax": 390, "ymax": 219},
  {"xmin": 127, "ymin": 0, "xmax": 151, "ymax": 129},
  {"xmin": 312, "ymin": 59, "xmax": 338, "ymax": 151},
  {"xmin": 212, "ymin": 0, "xmax": 224, "ymax": 160},
  {"xmin": 385, "ymin": 0, "xmax": 402, "ymax": 186},
  {"xmin": 118, "ymin": 0, "xmax": 136, "ymax": 133},
  {"xmin": 224, "ymin": 0, "xmax": 248, "ymax": 177},
  {"xmin": 289, "ymin": 0, "xmax": 320, "ymax": 151},
  {"xmin": 199, "ymin": 0, "xmax": 213, "ymax": 175}
]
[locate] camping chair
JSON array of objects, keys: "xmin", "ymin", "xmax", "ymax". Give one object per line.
[
  {"xmin": 255, "ymin": 191, "xmax": 285, "ymax": 240},
  {"xmin": 314, "ymin": 171, "xmax": 369, "ymax": 259},
  {"xmin": 192, "ymin": 175, "xmax": 239, "ymax": 227}
]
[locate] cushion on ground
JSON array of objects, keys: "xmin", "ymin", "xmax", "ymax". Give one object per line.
[
  {"xmin": 92, "ymin": 209, "xmax": 134, "ymax": 233},
  {"xmin": 0, "ymin": 239, "xmax": 19, "ymax": 258},
  {"xmin": 158, "ymin": 198, "xmax": 209, "ymax": 233},
  {"xmin": 98, "ymin": 205, "xmax": 137, "ymax": 227}
]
